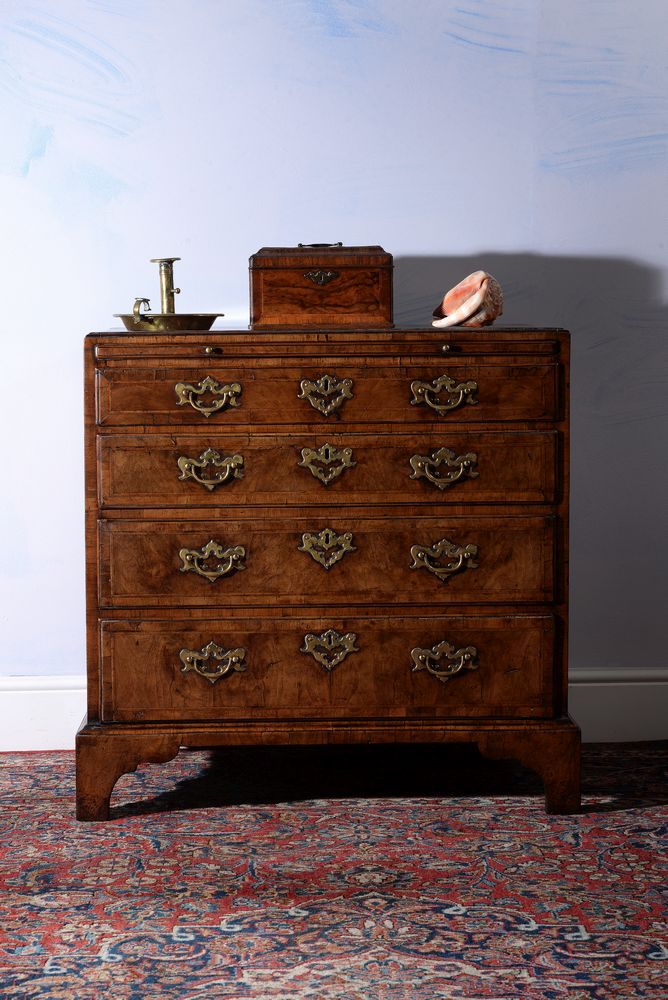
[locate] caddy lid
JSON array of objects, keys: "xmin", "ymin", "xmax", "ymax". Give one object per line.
[{"xmin": 249, "ymin": 244, "xmax": 393, "ymax": 267}]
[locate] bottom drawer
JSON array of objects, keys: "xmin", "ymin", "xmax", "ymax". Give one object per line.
[{"xmin": 100, "ymin": 614, "xmax": 555, "ymax": 722}]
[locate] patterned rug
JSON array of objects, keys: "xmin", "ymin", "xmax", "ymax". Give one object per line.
[{"xmin": 1, "ymin": 742, "xmax": 666, "ymax": 999}]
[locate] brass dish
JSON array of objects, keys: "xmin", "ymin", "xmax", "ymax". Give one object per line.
[{"xmin": 114, "ymin": 310, "xmax": 223, "ymax": 332}]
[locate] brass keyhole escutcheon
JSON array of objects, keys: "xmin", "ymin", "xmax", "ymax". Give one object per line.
[
  {"xmin": 300, "ymin": 628, "xmax": 359, "ymax": 672},
  {"xmin": 298, "ymin": 442, "xmax": 356, "ymax": 485},
  {"xmin": 298, "ymin": 373, "xmax": 354, "ymax": 416}
]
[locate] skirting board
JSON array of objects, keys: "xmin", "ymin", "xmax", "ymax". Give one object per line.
[{"xmin": 0, "ymin": 671, "xmax": 666, "ymax": 751}]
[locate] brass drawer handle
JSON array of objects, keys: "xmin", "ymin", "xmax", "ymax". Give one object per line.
[
  {"xmin": 179, "ymin": 539, "xmax": 246, "ymax": 582},
  {"xmin": 177, "ymin": 447, "xmax": 244, "ymax": 491},
  {"xmin": 409, "ymin": 448, "xmax": 478, "ymax": 490},
  {"xmin": 174, "ymin": 375, "xmax": 242, "ymax": 417},
  {"xmin": 301, "ymin": 628, "xmax": 359, "ymax": 672},
  {"xmin": 411, "ymin": 640, "xmax": 478, "ymax": 683},
  {"xmin": 298, "ymin": 373, "xmax": 354, "ymax": 416},
  {"xmin": 299, "ymin": 528, "xmax": 356, "ymax": 569},
  {"xmin": 304, "ymin": 269, "xmax": 340, "ymax": 286},
  {"xmin": 410, "ymin": 373, "xmax": 478, "ymax": 415},
  {"xmin": 410, "ymin": 537, "xmax": 478, "ymax": 582},
  {"xmin": 299, "ymin": 442, "xmax": 356, "ymax": 485},
  {"xmin": 179, "ymin": 641, "xmax": 247, "ymax": 684}
]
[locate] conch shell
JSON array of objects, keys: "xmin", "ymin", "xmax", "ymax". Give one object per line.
[{"xmin": 432, "ymin": 271, "xmax": 503, "ymax": 328}]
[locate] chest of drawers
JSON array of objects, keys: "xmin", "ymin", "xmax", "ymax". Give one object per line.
[{"xmin": 76, "ymin": 328, "xmax": 580, "ymax": 820}]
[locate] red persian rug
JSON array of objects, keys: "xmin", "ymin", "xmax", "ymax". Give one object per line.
[{"xmin": 0, "ymin": 742, "xmax": 666, "ymax": 999}]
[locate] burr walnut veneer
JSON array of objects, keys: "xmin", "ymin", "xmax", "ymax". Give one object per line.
[
  {"xmin": 77, "ymin": 327, "xmax": 580, "ymax": 820},
  {"xmin": 248, "ymin": 245, "xmax": 393, "ymax": 328}
]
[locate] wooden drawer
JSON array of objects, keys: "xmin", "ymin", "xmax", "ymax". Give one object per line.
[
  {"xmin": 100, "ymin": 613, "xmax": 555, "ymax": 722},
  {"xmin": 98, "ymin": 514, "xmax": 555, "ymax": 608},
  {"xmin": 98, "ymin": 430, "xmax": 557, "ymax": 508},
  {"xmin": 95, "ymin": 360, "xmax": 559, "ymax": 426}
]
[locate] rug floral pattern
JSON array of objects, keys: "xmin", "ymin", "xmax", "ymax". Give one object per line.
[{"xmin": 1, "ymin": 743, "xmax": 666, "ymax": 998}]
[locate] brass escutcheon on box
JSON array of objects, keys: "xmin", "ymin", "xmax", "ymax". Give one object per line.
[{"xmin": 304, "ymin": 270, "xmax": 340, "ymax": 286}]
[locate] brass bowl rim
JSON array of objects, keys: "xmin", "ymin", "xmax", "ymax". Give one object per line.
[{"xmin": 113, "ymin": 312, "xmax": 224, "ymax": 319}]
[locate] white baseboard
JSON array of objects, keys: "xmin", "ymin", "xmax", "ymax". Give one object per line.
[
  {"xmin": 568, "ymin": 668, "xmax": 668, "ymax": 743},
  {"xmin": 0, "ymin": 676, "xmax": 87, "ymax": 752},
  {"xmin": 0, "ymin": 671, "xmax": 666, "ymax": 751}
]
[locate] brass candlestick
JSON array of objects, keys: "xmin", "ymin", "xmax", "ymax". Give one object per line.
[
  {"xmin": 150, "ymin": 256, "xmax": 181, "ymax": 314},
  {"xmin": 114, "ymin": 256, "xmax": 223, "ymax": 331}
]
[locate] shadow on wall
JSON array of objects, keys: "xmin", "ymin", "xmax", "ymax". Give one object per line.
[{"xmin": 395, "ymin": 254, "xmax": 668, "ymax": 673}]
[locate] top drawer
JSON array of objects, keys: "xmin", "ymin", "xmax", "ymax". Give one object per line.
[{"xmin": 96, "ymin": 360, "xmax": 560, "ymax": 426}]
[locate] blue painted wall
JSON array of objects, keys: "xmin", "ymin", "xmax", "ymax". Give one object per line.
[{"xmin": 0, "ymin": 0, "xmax": 666, "ymax": 677}]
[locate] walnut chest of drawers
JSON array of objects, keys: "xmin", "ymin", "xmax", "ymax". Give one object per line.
[{"xmin": 76, "ymin": 327, "xmax": 581, "ymax": 820}]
